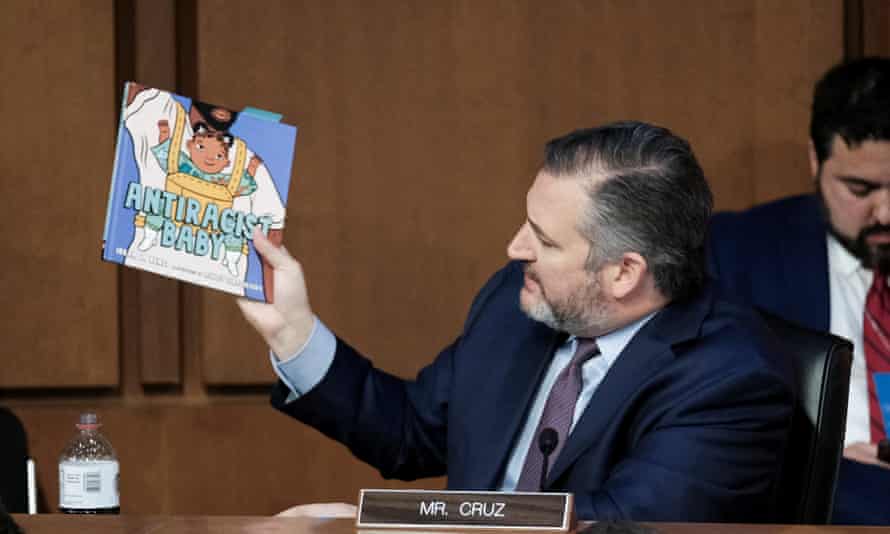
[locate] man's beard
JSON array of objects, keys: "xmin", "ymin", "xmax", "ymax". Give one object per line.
[
  {"xmin": 828, "ymin": 224, "xmax": 890, "ymax": 272},
  {"xmin": 819, "ymin": 191, "xmax": 890, "ymax": 272},
  {"xmin": 520, "ymin": 264, "xmax": 610, "ymax": 336}
]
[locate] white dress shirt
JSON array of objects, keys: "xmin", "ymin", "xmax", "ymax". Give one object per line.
[{"xmin": 827, "ymin": 234, "xmax": 872, "ymax": 446}]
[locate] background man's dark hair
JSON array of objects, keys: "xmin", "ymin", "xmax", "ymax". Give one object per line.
[
  {"xmin": 810, "ymin": 56, "xmax": 890, "ymax": 165},
  {"xmin": 543, "ymin": 120, "xmax": 713, "ymax": 302}
]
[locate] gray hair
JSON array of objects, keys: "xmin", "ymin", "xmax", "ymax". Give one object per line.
[{"xmin": 543, "ymin": 121, "xmax": 713, "ymax": 301}]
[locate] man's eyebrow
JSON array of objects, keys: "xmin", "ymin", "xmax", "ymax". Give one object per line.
[
  {"xmin": 528, "ymin": 217, "xmax": 557, "ymax": 244},
  {"xmin": 837, "ymin": 175, "xmax": 884, "ymax": 187}
]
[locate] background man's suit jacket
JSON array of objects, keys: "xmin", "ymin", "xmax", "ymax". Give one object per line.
[
  {"xmin": 708, "ymin": 195, "xmax": 829, "ymax": 332},
  {"xmin": 709, "ymin": 194, "xmax": 890, "ymax": 525},
  {"xmin": 273, "ymin": 261, "xmax": 794, "ymax": 521}
]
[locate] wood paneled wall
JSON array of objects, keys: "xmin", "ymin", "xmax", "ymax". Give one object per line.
[
  {"xmin": 862, "ymin": 0, "xmax": 890, "ymax": 57},
  {"xmin": 0, "ymin": 0, "xmax": 118, "ymax": 389},
  {"xmin": 0, "ymin": 0, "xmax": 857, "ymax": 515},
  {"xmin": 198, "ymin": 0, "xmax": 844, "ymax": 386}
]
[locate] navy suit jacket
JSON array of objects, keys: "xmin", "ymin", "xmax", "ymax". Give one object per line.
[
  {"xmin": 272, "ymin": 261, "xmax": 794, "ymax": 522},
  {"xmin": 708, "ymin": 194, "xmax": 830, "ymax": 332},
  {"xmin": 709, "ymin": 194, "xmax": 890, "ymax": 525}
]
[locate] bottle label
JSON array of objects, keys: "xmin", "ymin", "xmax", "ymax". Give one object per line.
[{"xmin": 59, "ymin": 460, "xmax": 119, "ymax": 509}]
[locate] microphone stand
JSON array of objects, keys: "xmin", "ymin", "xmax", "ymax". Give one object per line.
[{"xmin": 538, "ymin": 428, "xmax": 559, "ymax": 491}]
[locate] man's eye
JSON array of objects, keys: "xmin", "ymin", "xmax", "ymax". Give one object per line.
[
  {"xmin": 216, "ymin": 153, "xmax": 223, "ymax": 160},
  {"xmin": 197, "ymin": 143, "xmax": 204, "ymax": 150},
  {"xmin": 848, "ymin": 184, "xmax": 877, "ymax": 197}
]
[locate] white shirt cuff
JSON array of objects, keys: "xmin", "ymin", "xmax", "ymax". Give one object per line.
[{"xmin": 269, "ymin": 317, "xmax": 337, "ymax": 400}]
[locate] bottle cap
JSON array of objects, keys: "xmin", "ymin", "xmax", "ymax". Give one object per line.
[{"xmin": 76, "ymin": 412, "xmax": 101, "ymax": 430}]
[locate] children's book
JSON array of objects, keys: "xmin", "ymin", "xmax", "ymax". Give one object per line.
[{"xmin": 102, "ymin": 82, "xmax": 297, "ymax": 301}]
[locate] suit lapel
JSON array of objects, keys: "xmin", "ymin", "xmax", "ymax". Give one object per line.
[
  {"xmin": 780, "ymin": 196, "xmax": 830, "ymax": 331},
  {"xmin": 545, "ymin": 286, "xmax": 713, "ymax": 485},
  {"xmin": 466, "ymin": 323, "xmax": 563, "ymax": 489}
]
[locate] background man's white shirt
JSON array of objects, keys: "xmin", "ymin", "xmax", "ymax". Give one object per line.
[{"xmin": 827, "ymin": 234, "xmax": 872, "ymax": 445}]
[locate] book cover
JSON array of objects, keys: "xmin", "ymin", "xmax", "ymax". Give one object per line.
[
  {"xmin": 102, "ymin": 82, "xmax": 297, "ymax": 301},
  {"xmin": 876, "ymin": 372, "xmax": 890, "ymax": 436}
]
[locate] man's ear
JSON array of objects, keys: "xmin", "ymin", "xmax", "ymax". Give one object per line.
[
  {"xmin": 808, "ymin": 139, "xmax": 820, "ymax": 182},
  {"xmin": 606, "ymin": 252, "xmax": 647, "ymax": 300}
]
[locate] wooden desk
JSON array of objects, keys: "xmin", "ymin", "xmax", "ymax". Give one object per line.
[{"xmin": 11, "ymin": 516, "xmax": 890, "ymax": 534}]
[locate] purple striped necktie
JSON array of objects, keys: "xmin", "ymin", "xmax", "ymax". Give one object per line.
[
  {"xmin": 515, "ymin": 338, "xmax": 600, "ymax": 491},
  {"xmin": 864, "ymin": 271, "xmax": 890, "ymax": 443}
]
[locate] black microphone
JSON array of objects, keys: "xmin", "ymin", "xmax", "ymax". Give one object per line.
[{"xmin": 538, "ymin": 427, "xmax": 559, "ymax": 491}]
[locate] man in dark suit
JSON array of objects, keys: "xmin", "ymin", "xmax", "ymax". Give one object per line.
[
  {"xmin": 709, "ymin": 57, "xmax": 890, "ymax": 524},
  {"xmin": 239, "ymin": 121, "xmax": 795, "ymax": 521}
]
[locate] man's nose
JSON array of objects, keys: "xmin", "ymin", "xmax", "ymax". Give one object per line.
[
  {"xmin": 507, "ymin": 223, "xmax": 535, "ymax": 262},
  {"xmin": 874, "ymin": 188, "xmax": 890, "ymax": 226}
]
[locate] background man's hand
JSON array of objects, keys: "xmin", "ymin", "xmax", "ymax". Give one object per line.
[
  {"xmin": 237, "ymin": 228, "xmax": 315, "ymax": 359},
  {"xmin": 844, "ymin": 442, "xmax": 890, "ymax": 470}
]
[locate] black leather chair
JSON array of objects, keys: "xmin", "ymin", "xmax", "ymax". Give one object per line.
[
  {"xmin": 0, "ymin": 407, "xmax": 28, "ymax": 514},
  {"xmin": 0, "ymin": 497, "xmax": 24, "ymax": 534},
  {"xmin": 761, "ymin": 312, "xmax": 852, "ymax": 524}
]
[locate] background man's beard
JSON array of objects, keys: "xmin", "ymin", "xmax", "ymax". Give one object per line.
[
  {"xmin": 825, "ymin": 222, "xmax": 890, "ymax": 272},
  {"xmin": 828, "ymin": 224, "xmax": 890, "ymax": 273},
  {"xmin": 818, "ymin": 180, "xmax": 890, "ymax": 272},
  {"xmin": 521, "ymin": 275, "xmax": 610, "ymax": 336}
]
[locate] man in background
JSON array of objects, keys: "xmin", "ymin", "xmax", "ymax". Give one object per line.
[
  {"xmin": 709, "ymin": 57, "xmax": 890, "ymax": 524},
  {"xmin": 240, "ymin": 121, "xmax": 795, "ymax": 521}
]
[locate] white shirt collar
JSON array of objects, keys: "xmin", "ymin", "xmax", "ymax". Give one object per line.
[
  {"xmin": 569, "ymin": 310, "xmax": 658, "ymax": 369},
  {"xmin": 827, "ymin": 233, "xmax": 868, "ymax": 279}
]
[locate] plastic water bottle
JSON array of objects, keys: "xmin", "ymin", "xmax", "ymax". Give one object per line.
[{"xmin": 58, "ymin": 413, "xmax": 120, "ymax": 514}]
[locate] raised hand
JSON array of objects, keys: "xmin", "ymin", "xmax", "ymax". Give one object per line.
[{"xmin": 237, "ymin": 228, "xmax": 315, "ymax": 359}]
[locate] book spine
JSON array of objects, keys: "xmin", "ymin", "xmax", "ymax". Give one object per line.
[{"xmin": 101, "ymin": 82, "xmax": 132, "ymax": 261}]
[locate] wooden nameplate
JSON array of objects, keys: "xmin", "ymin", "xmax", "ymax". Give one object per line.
[{"xmin": 356, "ymin": 489, "xmax": 574, "ymax": 530}]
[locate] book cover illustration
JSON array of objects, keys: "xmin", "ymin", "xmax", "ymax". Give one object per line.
[{"xmin": 102, "ymin": 82, "xmax": 297, "ymax": 301}]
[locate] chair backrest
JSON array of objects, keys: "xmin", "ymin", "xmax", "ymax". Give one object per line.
[
  {"xmin": 761, "ymin": 312, "xmax": 852, "ymax": 524},
  {"xmin": 0, "ymin": 407, "xmax": 28, "ymax": 514}
]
